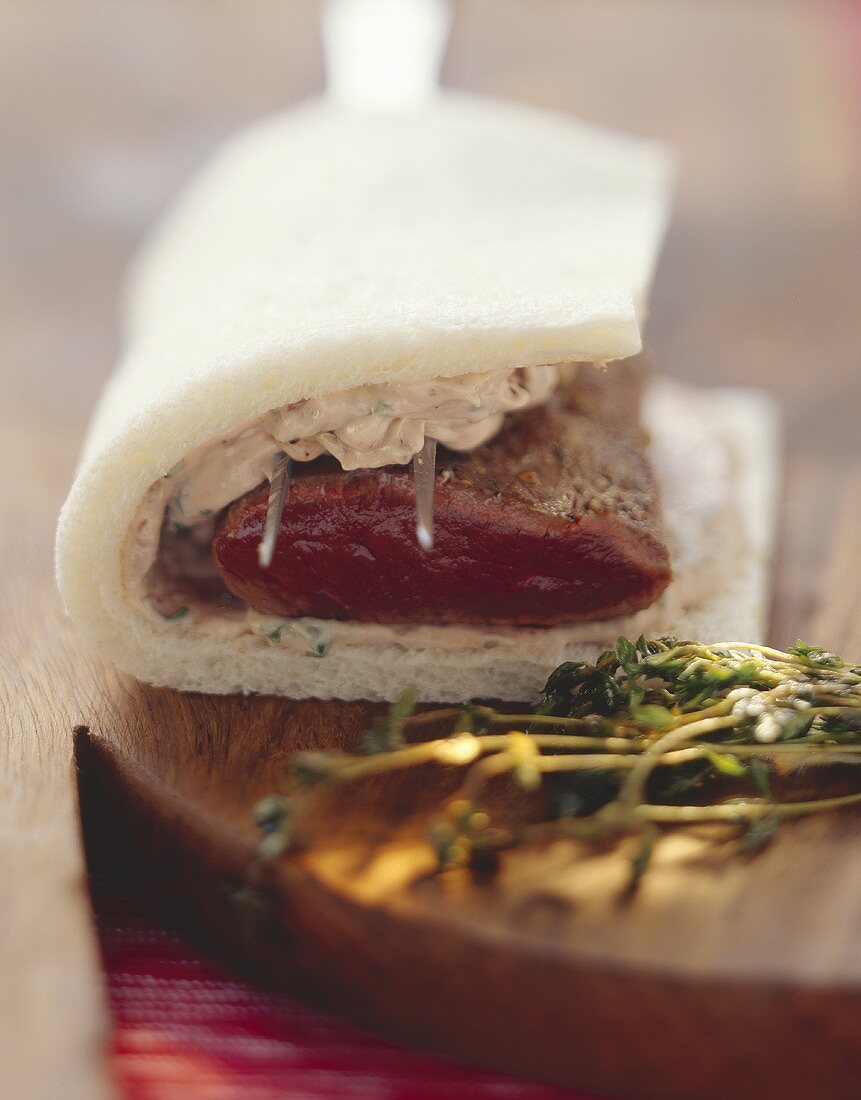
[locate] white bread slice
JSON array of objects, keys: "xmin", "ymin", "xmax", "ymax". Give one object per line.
[{"xmin": 56, "ymin": 94, "xmax": 780, "ymax": 704}]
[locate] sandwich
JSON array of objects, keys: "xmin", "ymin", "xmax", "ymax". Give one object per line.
[{"xmin": 55, "ymin": 94, "xmax": 779, "ymax": 702}]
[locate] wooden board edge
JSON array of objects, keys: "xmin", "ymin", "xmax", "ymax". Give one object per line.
[{"xmin": 75, "ymin": 726, "xmax": 861, "ymax": 1100}]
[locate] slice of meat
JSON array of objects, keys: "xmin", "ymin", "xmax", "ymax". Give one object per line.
[{"xmin": 212, "ymin": 363, "xmax": 671, "ymax": 626}]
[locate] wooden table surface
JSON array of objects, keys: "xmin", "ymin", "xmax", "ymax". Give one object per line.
[{"xmin": 2, "ymin": 2, "xmax": 860, "ymax": 1096}]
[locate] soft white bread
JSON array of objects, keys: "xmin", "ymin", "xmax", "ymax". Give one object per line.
[
  {"xmin": 56, "ymin": 94, "xmax": 778, "ymax": 703},
  {"xmin": 68, "ymin": 94, "xmax": 673, "ymax": 479},
  {"xmin": 58, "ymin": 374, "xmax": 779, "ymax": 703}
]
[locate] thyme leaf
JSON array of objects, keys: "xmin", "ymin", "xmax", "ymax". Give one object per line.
[
  {"xmin": 360, "ymin": 687, "xmax": 417, "ymax": 755},
  {"xmin": 788, "ymin": 640, "xmax": 845, "ymax": 670}
]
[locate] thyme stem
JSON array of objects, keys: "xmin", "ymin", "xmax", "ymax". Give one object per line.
[
  {"xmin": 618, "ymin": 717, "xmax": 739, "ymax": 812},
  {"xmin": 637, "ymin": 789, "xmax": 861, "ymax": 823},
  {"xmin": 264, "ymin": 636, "xmax": 861, "ymax": 887}
]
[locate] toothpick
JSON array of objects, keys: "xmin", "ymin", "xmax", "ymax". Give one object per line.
[{"xmin": 258, "ymin": 452, "xmax": 292, "ymax": 568}]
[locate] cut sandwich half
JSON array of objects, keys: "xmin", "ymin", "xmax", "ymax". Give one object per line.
[{"xmin": 55, "ymin": 94, "xmax": 779, "ymax": 702}]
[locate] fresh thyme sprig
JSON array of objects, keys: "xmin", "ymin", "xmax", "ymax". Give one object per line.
[{"xmin": 252, "ymin": 637, "xmax": 861, "ymax": 886}]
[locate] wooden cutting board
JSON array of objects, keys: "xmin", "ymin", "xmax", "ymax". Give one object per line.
[{"xmin": 72, "ymin": 476, "xmax": 861, "ymax": 1100}]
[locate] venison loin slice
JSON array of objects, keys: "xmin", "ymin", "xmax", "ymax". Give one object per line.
[{"xmin": 212, "ymin": 364, "xmax": 671, "ymax": 626}]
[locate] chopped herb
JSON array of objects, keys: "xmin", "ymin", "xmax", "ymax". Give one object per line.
[
  {"xmin": 291, "ymin": 622, "xmax": 331, "ymax": 659},
  {"xmin": 165, "ymin": 606, "xmax": 188, "ymax": 622}
]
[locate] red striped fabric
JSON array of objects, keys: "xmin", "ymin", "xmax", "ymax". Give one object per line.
[{"xmin": 94, "ymin": 883, "xmax": 595, "ymax": 1100}]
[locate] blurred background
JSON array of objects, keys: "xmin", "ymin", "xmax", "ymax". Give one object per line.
[{"xmin": 2, "ymin": 3, "xmax": 860, "ymax": 1096}]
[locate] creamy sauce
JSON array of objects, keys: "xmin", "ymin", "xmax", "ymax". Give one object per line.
[
  {"xmin": 268, "ymin": 365, "xmax": 560, "ymax": 467},
  {"xmin": 165, "ymin": 364, "xmax": 561, "ymax": 526}
]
